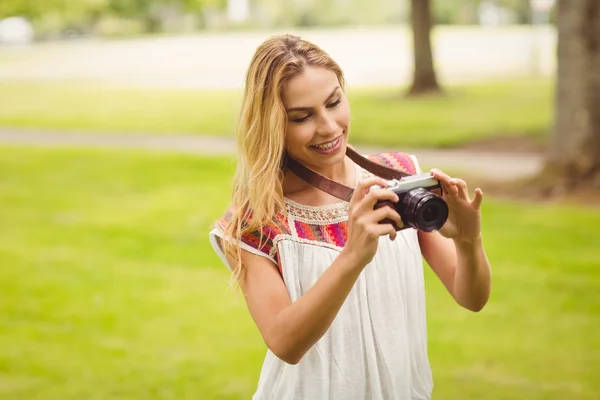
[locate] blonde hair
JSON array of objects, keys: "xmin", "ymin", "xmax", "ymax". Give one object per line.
[{"xmin": 221, "ymin": 34, "xmax": 346, "ymax": 283}]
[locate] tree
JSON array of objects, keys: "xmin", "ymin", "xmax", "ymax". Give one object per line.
[
  {"xmin": 407, "ymin": 0, "xmax": 442, "ymax": 96},
  {"xmin": 542, "ymin": 0, "xmax": 600, "ymax": 191}
]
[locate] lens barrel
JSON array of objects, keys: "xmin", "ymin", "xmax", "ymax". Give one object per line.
[{"xmin": 401, "ymin": 188, "xmax": 448, "ymax": 232}]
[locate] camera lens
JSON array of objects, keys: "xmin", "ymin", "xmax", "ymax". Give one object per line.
[
  {"xmin": 401, "ymin": 188, "xmax": 448, "ymax": 232},
  {"xmin": 422, "ymin": 203, "xmax": 439, "ymax": 223}
]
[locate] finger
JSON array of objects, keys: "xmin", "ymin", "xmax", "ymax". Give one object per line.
[
  {"xmin": 451, "ymin": 178, "xmax": 469, "ymax": 199},
  {"xmin": 430, "ymin": 168, "xmax": 454, "ymax": 195},
  {"xmin": 371, "ymin": 223, "xmax": 397, "ymax": 241},
  {"xmin": 370, "ymin": 204, "xmax": 403, "ymax": 228},
  {"xmin": 447, "ymin": 181, "xmax": 459, "ymax": 197},
  {"xmin": 430, "ymin": 168, "xmax": 452, "ymax": 182},
  {"xmin": 471, "ymin": 188, "xmax": 484, "ymax": 210},
  {"xmin": 361, "ymin": 187, "xmax": 400, "ymax": 211},
  {"xmin": 349, "ymin": 177, "xmax": 391, "ymax": 208}
]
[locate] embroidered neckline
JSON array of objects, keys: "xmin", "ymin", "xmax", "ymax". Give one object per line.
[
  {"xmin": 283, "ymin": 198, "xmax": 349, "ymax": 224},
  {"xmin": 282, "ymin": 163, "xmax": 369, "ymax": 224}
]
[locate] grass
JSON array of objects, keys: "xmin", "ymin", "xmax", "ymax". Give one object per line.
[
  {"xmin": 0, "ymin": 78, "xmax": 552, "ymax": 148},
  {"xmin": 0, "ymin": 146, "xmax": 598, "ymax": 399}
]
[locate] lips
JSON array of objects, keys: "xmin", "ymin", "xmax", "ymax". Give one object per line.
[
  {"xmin": 310, "ymin": 137, "xmax": 340, "ymax": 150},
  {"xmin": 308, "ymin": 136, "xmax": 343, "ymax": 155}
]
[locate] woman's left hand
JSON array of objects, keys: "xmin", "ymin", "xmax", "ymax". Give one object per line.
[{"xmin": 430, "ymin": 169, "xmax": 484, "ymax": 243}]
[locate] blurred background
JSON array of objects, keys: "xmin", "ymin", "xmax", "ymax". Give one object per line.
[
  {"xmin": 0, "ymin": 0, "xmax": 598, "ymax": 399},
  {"xmin": 0, "ymin": 0, "xmax": 557, "ymax": 88}
]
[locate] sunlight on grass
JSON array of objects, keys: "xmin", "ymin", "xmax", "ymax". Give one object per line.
[
  {"xmin": 0, "ymin": 81, "xmax": 242, "ymax": 137},
  {"xmin": 348, "ymin": 79, "xmax": 553, "ymax": 147},
  {"xmin": 0, "ymin": 78, "xmax": 552, "ymax": 148},
  {"xmin": 0, "ymin": 146, "xmax": 597, "ymax": 399}
]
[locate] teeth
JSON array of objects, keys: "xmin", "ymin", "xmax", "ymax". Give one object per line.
[{"xmin": 313, "ymin": 138, "xmax": 339, "ymax": 150}]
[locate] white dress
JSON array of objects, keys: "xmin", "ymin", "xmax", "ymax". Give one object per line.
[{"xmin": 209, "ymin": 152, "xmax": 433, "ymax": 400}]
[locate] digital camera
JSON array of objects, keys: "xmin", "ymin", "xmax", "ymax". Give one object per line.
[{"xmin": 373, "ymin": 173, "xmax": 448, "ymax": 232}]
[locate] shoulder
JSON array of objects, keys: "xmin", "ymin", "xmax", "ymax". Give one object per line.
[
  {"xmin": 365, "ymin": 151, "xmax": 422, "ymax": 175},
  {"xmin": 211, "ymin": 207, "xmax": 288, "ymax": 265}
]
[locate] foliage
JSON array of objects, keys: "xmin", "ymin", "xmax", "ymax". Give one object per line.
[
  {"xmin": 0, "ymin": 0, "xmax": 551, "ymax": 38},
  {"xmin": 434, "ymin": 0, "xmax": 534, "ymax": 25},
  {"xmin": 0, "ymin": 0, "xmax": 222, "ymax": 37},
  {"xmin": 0, "ymin": 146, "xmax": 598, "ymax": 399}
]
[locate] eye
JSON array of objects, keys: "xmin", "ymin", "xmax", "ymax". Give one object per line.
[
  {"xmin": 327, "ymin": 98, "xmax": 341, "ymax": 108},
  {"xmin": 291, "ymin": 114, "xmax": 310, "ymax": 124}
]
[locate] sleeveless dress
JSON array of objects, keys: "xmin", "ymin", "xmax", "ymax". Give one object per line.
[{"xmin": 209, "ymin": 152, "xmax": 434, "ymax": 400}]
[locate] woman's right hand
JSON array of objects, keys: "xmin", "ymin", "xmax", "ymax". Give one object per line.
[{"xmin": 343, "ymin": 177, "xmax": 404, "ymax": 268}]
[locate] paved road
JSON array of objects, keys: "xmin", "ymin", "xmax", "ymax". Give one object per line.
[{"xmin": 0, "ymin": 128, "xmax": 543, "ymax": 181}]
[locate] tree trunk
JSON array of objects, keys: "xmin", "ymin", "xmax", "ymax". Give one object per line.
[
  {"xmin": 543, "ymin": 0, "xmax": 600, "ymax": 191},
  {"xmin": 407, "ymin": 0, "xmax": 442, "ymax": 96}
]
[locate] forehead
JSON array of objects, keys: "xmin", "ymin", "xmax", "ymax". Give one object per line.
[{"xmin": 282, "ymin": 67, "xmax": 340, "ymax": 108}]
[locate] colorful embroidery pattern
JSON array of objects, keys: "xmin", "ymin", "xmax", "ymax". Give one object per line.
[
  {"xmin": 215, "ymin": 152, "xmax": 418, "ymax": 269},
  {"xmin": 293, "ymin": 219, "xmax": 349, "ymax": 248},
  {"xmin": 367, "ymin": 152, "xmax": 417, "ymax": 175},
  {"xmin": 215, "ymin": 209, "xmax": 290, "ymax": 271}
]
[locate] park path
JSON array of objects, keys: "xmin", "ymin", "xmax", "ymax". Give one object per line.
[{"xmin": 0, "ymin": 128, "xmax": 543, "ymax": 181}]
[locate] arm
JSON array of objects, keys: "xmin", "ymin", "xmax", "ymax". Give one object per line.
[
  {"xmin": 226, "ymin": 176, "xmax": 403, "ymax": 364},
  {"xmin": 418, "ymin": 230, "xmax": 491, "ymax": 312},
  {"xmin": 226, "ymin": 248, "xmax": 364, "ymax": 365},
  {"xmin": 418, "ymin": 169, "xmax": 492, "ymax": 312}
]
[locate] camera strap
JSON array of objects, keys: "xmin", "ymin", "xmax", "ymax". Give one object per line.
[{"xmin": 285, "ymin": 146, "xmax": 412, "ymax": 202}]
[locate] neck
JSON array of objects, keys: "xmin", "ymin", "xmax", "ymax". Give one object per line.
[
  {"xmin": 283, "ymin": 156, "xmax": 355, "ymax": 197},
  {"xmin": 315, "ymin": 158, "xmax": 349, "ymax": 182}
]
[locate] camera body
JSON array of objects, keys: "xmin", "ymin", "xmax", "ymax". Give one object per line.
[{"xmin": 373, "ymin": 173, "xmax": 448, "ymax": 232}]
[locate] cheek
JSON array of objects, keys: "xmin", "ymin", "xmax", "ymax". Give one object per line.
[
  {"xmin": 285, "ymin": 124, "xmax": 314, "ymax": 149},
  {"xmin": 336, "ymin": 102, "xmax": 351, "ymax": 128}
]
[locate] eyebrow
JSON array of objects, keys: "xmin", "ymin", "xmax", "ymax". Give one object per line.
[{"xmin": 285, "ymin": 86, "xmax": 340, "ymax": 113}]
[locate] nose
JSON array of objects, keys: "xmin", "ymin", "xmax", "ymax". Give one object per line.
[{"xmin": 316, "ymin": 113, "xmax": 338, "ymax": 136}]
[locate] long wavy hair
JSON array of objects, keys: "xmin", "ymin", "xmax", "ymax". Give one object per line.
[{"xmin": 221, "ymin": 34, "xmax": 346, "ymax": 282}]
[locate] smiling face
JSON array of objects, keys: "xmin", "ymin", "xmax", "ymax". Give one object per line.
[{"xmin": 282, "ymin": 66, "xmax": 350, "ymax": 175}]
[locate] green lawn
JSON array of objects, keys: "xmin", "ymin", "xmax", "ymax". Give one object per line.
[
  {"xmin": 0, "ymin": 146, "xmax": 597, "ymax": 399},
  {"xmin": 0, "ymin": 78, "xmax": 552, "ymax": 148}
]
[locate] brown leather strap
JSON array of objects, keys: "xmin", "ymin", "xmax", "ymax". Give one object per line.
[
  {"xmin": 286, "ymin": 156, "xmax": 355, "ymax": 201},
  {"xmin": 285, "ymin": 147, "xmax": 412, "ymax": 202},
  {"xmin": 345, "ymin": 147, "xmax": 411, "ymax": 180}
]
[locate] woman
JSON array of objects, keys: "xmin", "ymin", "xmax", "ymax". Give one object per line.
[{"xmin": 209, "ymin": 34, "xmax": 491, "ymax": 400}]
